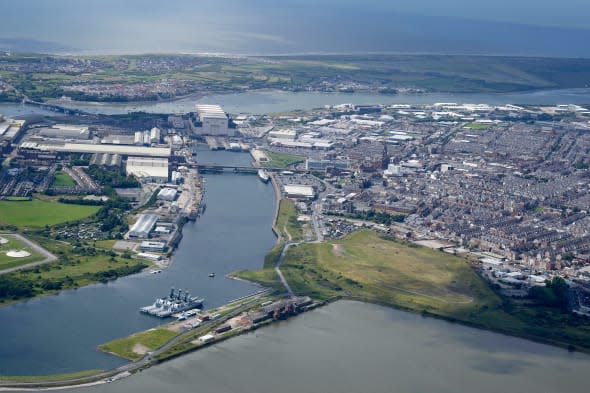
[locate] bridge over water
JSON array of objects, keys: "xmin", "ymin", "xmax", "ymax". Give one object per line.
[
  {"xmin": 23, "ymin": 99, "xmax": 95, "ymax": 117},
  {"xmin": 189, "ymin": 164, "xmax": 307, "ymax": 174}
]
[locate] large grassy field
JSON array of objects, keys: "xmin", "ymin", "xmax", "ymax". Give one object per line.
[
  {"xmin": 275, "ymin": 199, "xmax": 304, "ymax": 242},
  {"xmin": 0, "ymin": 199, "xmax": 100, "ymax": 227},
  {"xmin": 51, "ymin": 171, "xmax": 76, "ymax": 187},
  {"xmin": 279, "ymin": 230, "xmax": 498, "ymax": 310},
  {"xmin": 99, "ymin": 327, "xmax": 177, "ymax": 361},
  {"xmin": 236, "ymin": 230, "xmax": 590, "ymax": 352},
  {"xmin": 262, "ymin": 151, "xmax": 305, "ymax": 168},
  {"xmin": 0, "ymin": 235, "xmax": 44, "ymax": 271}
]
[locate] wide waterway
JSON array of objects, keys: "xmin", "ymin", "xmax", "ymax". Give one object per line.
[
  {"xmin": 2, "ymin": 88, "xmax": 590, "ymax": 117},
  {"xmin": 37, "ymin": 300, "xmax": 590, "ymax": 393},
  {"xmin": 0, "ymin": 149, "xmax": 276, "ymax": 375}
]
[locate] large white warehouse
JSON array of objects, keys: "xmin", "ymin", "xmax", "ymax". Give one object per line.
[
  {"xmin": 194, "ymin": 104, "xmax": 232, "ymax": 136},
  {"xmin": 126, "ymin": 157, "xmax": 169, "ymax": 183},
  {"xmin": 128, "ymin": 214, "xmax": 159, "ymax": 239}
]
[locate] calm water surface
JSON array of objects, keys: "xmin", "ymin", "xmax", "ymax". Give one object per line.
[
  {"xmin": 0, "ymin": 150, "xmax": 276, "ymax": 375},
  {"xmin": 42, "ymin": 300, "xmax": 590, "ymax": 393},
  {"xmin": 11, "ymin": 88, "xmax": 590, "ymax": 116}
]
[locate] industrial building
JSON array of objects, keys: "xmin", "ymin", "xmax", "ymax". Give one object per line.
[
  {"xmin": 101, "ymin": 135, "xmax": 135, "ymax": 145},
  {"xmin": 128, "ymin": 214, "xmax": 159, "ymax": 239},
  {"xmin": 268, "ymin": 129, "xmax": 297, "ymax": 140},
  {"xmin": 150, "ymin": 127, "xmax": 161, "ymax": 144},
  {"xmin": 157, "ymin": 187, "xmax": 178, "ymax": 201},
  {"xmin": 126, "ymin": 157, "xmax": 169, "ymax": 183},
  {"xmin": 90, "ymin": 153, "xmax": 122, "ymax": 167},
  {"xmin": 140, "ymin": 241, "xmax": 166, "ymax": 252},
  {"xmin": 0, "ymin": 114, "xmax": 25, "ymax": 142},
  {"xmin": 134, "ymin": 128, "xmax": 162, "ymax": 146},
  {"xmin": 37, "ymin": 124, "xmax": 90, "ymax": 140},
  {"xmin": 19, "ymin": 141, "xmax": 171, "ymax": 157},
  {"xmin": 194, "ymin": 104, "xmax": 233, "ymax": 136},
  {"xmin": 284, "ymin": 184, "xmax": 315, "ymax": 200}
]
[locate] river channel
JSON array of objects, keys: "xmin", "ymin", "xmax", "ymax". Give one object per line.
[
  {"xmin": 39, "ymin": 300, "xmax": 590, "ymax": 393},
  {"xmin": 2, "ymin": 88, "xmax": 590, "ymax": 118},
  {"xmin": 0, "ymin": 149, "xmax": 276, "ymax": 375}
]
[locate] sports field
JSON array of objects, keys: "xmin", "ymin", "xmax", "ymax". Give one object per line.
[
  {"xmin": 51, "ymin": 171, "xmax": 77, "ymax": 187},
  {"xmin": 0, "ymin": 199, "xmax": 100, "ymax": 227}
]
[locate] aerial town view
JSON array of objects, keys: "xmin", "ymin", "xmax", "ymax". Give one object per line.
[{"xmin": 1, "ymin": 1, "xmax": 590, "ymax": 392}]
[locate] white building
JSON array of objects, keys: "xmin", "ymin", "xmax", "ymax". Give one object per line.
[
  {"xmin": 150, "ymin": 127, "xmax": 161, "ymax": 144},
  {"xmin": 157, "ymin": 187, "xmax": 178, "ymax": 201},
  {"xmin": 284, "ymin": 184, "xmax": 315, "ymax": 200},
  {"xmin": 194, "ymin": 104, "xmax": 232, "ymax": 136},
  {"xmin": 0, "ymin": 115, "xmax": 25, "ymax": 142},
  {"xmin": 129, "ymin": 214, "xmax": 159, "ymax": 239},
  {"xmin": 20, "ymin": 142, "xmax": 171, "ymax": 157},
  {"xmin": 268, "ymin": 129, "xmax": 297, "ymax": 140},
  {"xmin": 38, "ymin": 124, "xmax": 90, "ymax": 140},
  {"xmin": 126, "ymin": 157, "xmax": 169, "ymax": 183},
  {"xmin": 140, "ymin": 241, "xmax": 166, "ymax": 252}
]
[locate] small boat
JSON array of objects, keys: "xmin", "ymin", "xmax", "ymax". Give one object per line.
[
  {"xmin": 208, "ymin": 272, "xmax": 215, "ymax": 278},
  {"xmin": 150, "ymin": 269, "xmax": 162, "ymax": 274}
]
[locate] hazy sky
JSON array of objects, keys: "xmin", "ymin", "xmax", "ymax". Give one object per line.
[{"xmin": 1, "ymin": 0, "xmax": 589, "ymax": 56}]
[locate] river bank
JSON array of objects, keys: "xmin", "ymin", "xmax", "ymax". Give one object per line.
[
  {"xmin": 4, "ymin": 88, "xmax": 590, "ymax": 117},
  {"xmin": 10, "ymin": 300, "xmax": 590, "ymax": 393},
  {"xmin": 0, "ymin": 151, "xmax": 276, "ymax": 377}
]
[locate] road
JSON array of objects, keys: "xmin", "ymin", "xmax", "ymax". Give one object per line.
[
  {"xmin": 0, "ymin": 233, "xmax": 58, "ymax": 275},
  {"xmin": 275, "ymin": 242, "xmax": 295, "ymax": 297},
  {"xmin": 272, "ymin": 176, "xmax": 328, "ymax": 298}
]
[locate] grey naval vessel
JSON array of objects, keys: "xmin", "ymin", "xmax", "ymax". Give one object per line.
[{"xmin": 140, "ymin": 287, "xmax": 204, "ymax": 318}]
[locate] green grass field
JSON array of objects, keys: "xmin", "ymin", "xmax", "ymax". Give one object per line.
[
  {"xmin": 94, "ymin": 239, "xmax": 117, "ymax": 249},
  {"xmin": 0, "ymin": 235, "xmax": 44, "ymax": 270},
  {"xmin": 0, "ymin": 199, "xmax": 100, "ymax": 227},
  {"xmin": 51, "ymin": 171, "xmax": 77, "ymax": 187},
  {"xmin": 275, "ymin": 199, "xmax": 304, "ymax": 241},
  {"xmin": 236, "ymin": 229, "xmax": 590, "ymax": 352},
  {"xmin": 263, "ymin": 151, "xmax": 305, "ymax": 168},
  {"xmin": 99, "ymin": 327, "xmax": 178, "ymax": 361},
  {"xmin": 279, "ymin": 230, "xmax": 498, "ymax": 309}
]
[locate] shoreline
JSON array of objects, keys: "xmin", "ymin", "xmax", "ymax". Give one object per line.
[
  {"xmin": 2, "ymin": 292, "xmax": 590, "ymax": 390},
  {"xmin": 8, "ymin": 86, "xmax": 590, "ymax": 110}
]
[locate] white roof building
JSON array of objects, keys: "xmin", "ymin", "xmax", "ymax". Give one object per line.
[
  {"xmin": 195, "ymin": 104, "xmax": 232, "ymax": 136},
  {"xmin": 284, "ymin": 184, "xmax": 315, "ymax": 200},
  {"xmin": 129, "ymin": 214, "xmax": 159, "ymax": 238},
  {"xmin": 38, "ymin": 124, "xmax": 90, "ymax": 140},
  {"xmin": 20, "ymin": 142, "xmax": 171, "ymax": 157},
  {"xmin": 157, "ymin": 187, "xmax": 178, "ymax": 201},
  {"xmin": 126, "ymin": 157, "xmax": 169, "ymax": 183}
]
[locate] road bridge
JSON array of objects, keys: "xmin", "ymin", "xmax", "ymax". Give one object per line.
[
  {"xmin": 189, "ymin": 164, "xmax": 308, "ymax": 174},
  {"xmin": 23, "ymin": 99, "xmax": 95, "ymax": 117}
]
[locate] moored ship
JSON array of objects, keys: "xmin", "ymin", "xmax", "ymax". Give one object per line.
[
  {"xmin": 140, "ymin": 288, "xmax": 204, "ymax": 318},
  {"xmin": 258, "ymin": 169, "xmax": 270, "ymax": 183}
]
